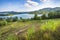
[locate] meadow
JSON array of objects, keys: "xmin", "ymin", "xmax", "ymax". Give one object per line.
[{"xmin": 0, "ymin": 18, "xmax": 60, "ymax": 40}]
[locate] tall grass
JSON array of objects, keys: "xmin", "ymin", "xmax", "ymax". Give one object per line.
[
  {"xmin": 0, "ymin": 19, "xmax": 60, "ymax": 40},
  {"xmin": 25, "ymin": 19, "xmax": 60, "ymax": 40}
]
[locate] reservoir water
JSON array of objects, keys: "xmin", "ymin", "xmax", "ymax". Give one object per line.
[{"xmin": 0, "ymin": 14, "xmax": 43, "ymax": 19}]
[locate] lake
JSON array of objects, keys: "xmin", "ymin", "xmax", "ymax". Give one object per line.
[{"xmin": 0, "ymin": 14, "xmax": 43, "ymax": 19}]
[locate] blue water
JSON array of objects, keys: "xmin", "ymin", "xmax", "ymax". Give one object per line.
[{"xmin": 0, "ymin": 14, "xmax": 43, "ymax": 19}]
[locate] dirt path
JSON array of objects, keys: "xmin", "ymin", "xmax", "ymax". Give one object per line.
[
  {"xmin": 0, "ymin": 23, "xmax": 33, "ymax": 40},
  {"xmin": 0, "ymin": 22, "xmax": 41, "ymax": 40},
  {"xmin": 15, "ymin": 23, "xmax": 41, "ymax": 35},
  {"xmin": 15, "ymin": 24, "xmax": 33, "ymax": 35}
]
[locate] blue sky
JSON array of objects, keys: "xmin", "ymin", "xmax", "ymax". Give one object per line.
[{"xmin": 0, "ymin": 0, "xmax": 60, "ymax": 12}]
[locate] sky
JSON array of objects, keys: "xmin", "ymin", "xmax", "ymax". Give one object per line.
[{"xmin": 0, "ymin": 0, "xmax": 60, "ymax": 12}]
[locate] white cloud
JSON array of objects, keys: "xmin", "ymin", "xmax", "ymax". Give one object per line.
[
  {"xmin": 40, "ymin": 0, "xmax": 51, "ymax": 2},
  {"xmin": 40, "ymin": 0, "xmax": 48, "ymax": 2},
  {"xmin": 24, "ymin": 0, "xmax": 41, "ymax": 11},
  {"xmin": 24, "ymin": 3, "xmax": 32, "ymax": 8},
  {"xmin": 27, "ymin": 0, "xmax": 39, "ymax": 6}
]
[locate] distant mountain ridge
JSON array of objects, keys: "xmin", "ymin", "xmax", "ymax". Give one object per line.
[
  {"xmin": 0, "ymin": 7, "xmax": 60, "ymax": 14},
  {"xmin": 38, "ymin": 7, "xmax": 60, "ymax": 12}
]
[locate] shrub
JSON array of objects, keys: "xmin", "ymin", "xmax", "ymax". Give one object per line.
[{"xmin": 0, "ymin": 20, "xmax": 7, "ymax": 26}]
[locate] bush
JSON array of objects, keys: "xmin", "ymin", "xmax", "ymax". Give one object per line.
[
  {"xmin": 0, "ymin": 20, "xmax": 7, "ymax": 26},
  {"xmin": 6, "ymin": 17, "xmax": 13, "ymax": 22},
  {"xmin": 13, "ymin": 17, "xmax": 18, "ymax": 22},
  {"xmin": 32, "ymin": 13, "xmax": 41, "ymax": 20}
]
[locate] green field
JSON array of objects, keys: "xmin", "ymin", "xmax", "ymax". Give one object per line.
[{"xmin": 0, "ymin": 19, "xmax": 60, "ymax": 40}]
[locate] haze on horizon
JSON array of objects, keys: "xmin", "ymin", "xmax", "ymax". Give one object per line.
[{"xmin": 0, "ymin": 0, "xmax": 60, "ymax": 12}]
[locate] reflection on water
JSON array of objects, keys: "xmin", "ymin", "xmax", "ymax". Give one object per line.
[{"xmin": 0, "ymin": 14, "xmax": 43, "ymax": 19}]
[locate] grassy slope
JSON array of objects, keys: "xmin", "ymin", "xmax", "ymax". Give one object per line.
[
  {"xmin": 0, "ymin": 19, "xmax": 60, "ymax": 40},
  {"xmin": 17, "ymin": 19, "xmax": 60, "ymax": 40},
  {"xmin": 25, "ymin": 19, "xmax": 60, "ymax": 40}
]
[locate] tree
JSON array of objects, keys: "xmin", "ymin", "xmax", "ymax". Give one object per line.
[
  {"xmin": 41, "ymin": 14, "xmax": 47, "ymax": 19},
  {"xmin": 13, "ymin": 17, "xmax": 18, "ymax": 22},
  {"xmin": 34, "ymin": 13, "xmax": 38, "ymax": 20}
]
